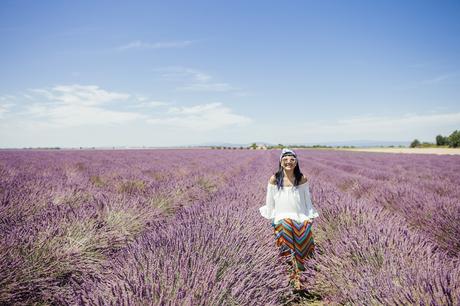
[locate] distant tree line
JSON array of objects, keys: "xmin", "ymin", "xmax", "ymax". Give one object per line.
[
  {"xmin": 210, "ymin": 146, "xmax": 244, "ymax": 150},
  {"xmin": 410, "ymin": 130, "xmax": 460, "ymax": 148},
  {"xmin": 263, "ymin": 144, "xmax": 348, "ymax": 149},
  {"xmin": 211, "ymin": 143, "xmax": 363, "ymax": 150},
  {"xmin": 21, "ymin": 147, "xmax": 61, "ymax": 150}
]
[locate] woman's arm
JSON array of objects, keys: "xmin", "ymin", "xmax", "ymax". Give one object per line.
[{"xmin": 300, "ymin": 174, "xmax": 308, "ymax": 185}]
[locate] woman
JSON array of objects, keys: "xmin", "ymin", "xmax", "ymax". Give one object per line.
[{"xmin": 259, "ymin": 148, "xmax": 319, "ymax": 290}]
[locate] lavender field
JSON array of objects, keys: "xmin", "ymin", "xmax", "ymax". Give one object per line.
[{"xmin": 1, "ymin": 149, "xmax": 459, "ymax": 305}]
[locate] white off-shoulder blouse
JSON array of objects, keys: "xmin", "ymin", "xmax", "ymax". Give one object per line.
[{"xmin": 259, "ymin": 181, "xmax": 319, "ymax": 225}]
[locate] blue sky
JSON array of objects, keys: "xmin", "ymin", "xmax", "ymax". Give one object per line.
[{"xmin": 1, "ymin": 0, "xmax": 459, "ymax": 147}]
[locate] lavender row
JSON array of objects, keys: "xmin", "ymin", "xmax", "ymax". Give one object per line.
[
  {"xmin": 296, "ymin": 150, "xmax": 460, "ymax": 256},
  {"xmin": 75, "ymin": 153, "xmax": 293, "ymax": 305},
  {"xmin": 0, "ymin": 150, "xmax": 261, "ymax": 304},
  {"xmin": 259, "ymin": 150, "xmax": 459, "ymax": 304},
  {"xmin": 1, "ymin": 149, "xmax": 459, "ymax": 304},
  {"xmin": 304, "ymin": 177, "xmax": 460, "ymax": 305}
]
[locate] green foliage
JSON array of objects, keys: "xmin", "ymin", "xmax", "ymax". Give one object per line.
[
  {"xmin": 420, "ymin": 142, "xmax": 436, "ymax": 148},
  {"xmin": 263, "ymin": 144, "xmax": 335, "ymax": 149},
  {"xmin": 196, "ymin": 177, "xmax": 218, "ymax": 193},
  {"xmin": 150, "ymin": 195, "xmax": 174, "ymax": 215},
  {"xmin": 52, "ymin": 191, "xmax": 93, "ymax": 207},
  {"xmin": 448, "ymin": 130, "xmax": 460, "ymax": 148},
  {"xmin": 11, "ymin": 219, "xmax": 110, "ymax": 303},
  {"xmin": 75, "ymin": 162, "xmax": 86, "ymax": 171},
  {"xmin": 436, "ymin": 135, "xmax": 448, "ymax": 146},
  {"xmin": 410, "ymin": 139, "xmax": 421, "ymax": 148},
  {"xmin": 90, "ymin": 175, "xmax": 106, "ymax": 187},
  {"xmin": 431, "ymin": 130, "xmax": 460, "ymax": 148},
  {"xmin": 339, "ymin": 145, "xmax": 356, "ymax": 149},
  {"xmin": 105, "ymin": 209, "xmax": 145, "ymax": 247},
  {"xmin": 117, "ymin": 179, "xmax": 146, "ymax": 194}
]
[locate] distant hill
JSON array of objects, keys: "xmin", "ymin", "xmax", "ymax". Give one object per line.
[{"xmin": 197, "ymin": 140, "xmax": 409, "ymax": 148}]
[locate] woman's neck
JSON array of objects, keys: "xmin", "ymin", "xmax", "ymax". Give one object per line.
[{"xmin": 283, "ymin": 169, "xmax": 295, "ymax": 180}]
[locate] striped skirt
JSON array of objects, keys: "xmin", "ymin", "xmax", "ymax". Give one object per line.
[{"xmin": 271, "ymin": 218, "xmax": 315, "ymax": 270}]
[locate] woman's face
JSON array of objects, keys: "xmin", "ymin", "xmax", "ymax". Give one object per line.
[{"xmin": 281, "ymin": 154, "xmax": 297, "ymax": 171}]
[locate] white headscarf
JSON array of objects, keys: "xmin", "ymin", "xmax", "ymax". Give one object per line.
[{"xmin": 279, "ymin": 148, "xmax": 296, "ymax": 162}]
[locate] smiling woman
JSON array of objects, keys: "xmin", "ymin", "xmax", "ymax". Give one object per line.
[{"xmin": 259, "ymin": 148, "xmax": 320, "ymax": 290}]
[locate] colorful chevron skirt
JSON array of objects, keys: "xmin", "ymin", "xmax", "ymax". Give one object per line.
[{"xmin": 271, "ymin": 218, "xmax": 315, "ymax": 270}]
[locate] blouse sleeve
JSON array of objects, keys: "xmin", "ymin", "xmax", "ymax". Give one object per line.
[
  {"xmin": 259, "ymin": 184, "xmax": 276, "ymax": 221},
  {"xmin": 304, "ymin": 183, "xmax": 320, "ymax": 220}
]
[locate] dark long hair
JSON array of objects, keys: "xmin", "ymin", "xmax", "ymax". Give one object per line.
[{"xmin": 275, "ymin": 153, "xmax": 303, "ymax": 190}]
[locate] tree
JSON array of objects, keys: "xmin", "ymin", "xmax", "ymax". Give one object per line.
[
  {"xmin": 249, "ymin": 143, "xmax": 257, "ymax": 149},
  {"xmin": 435, "ymin": 135, "xmax": 448, "ymax": 146},
  {"xmin": 448, "ymin": 130, "xmax": 460, "ymax": 148},
  {"xmin": 410, "ymin": 139, "xmax": 420, "ymax": 148}
]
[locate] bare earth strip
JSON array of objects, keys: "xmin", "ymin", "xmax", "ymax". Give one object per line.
[{"xmin": 333, "ymin": 147, "xmax": 460, "ymax": 155}]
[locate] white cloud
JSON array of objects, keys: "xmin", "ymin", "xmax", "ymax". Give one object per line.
[
  {"xmin": 0, "ymin": 96, "xmax": 16, "ymax": 119},
  {"xmin": 130, "ymin": 95, "xmax": 170, "ymax": 108},
  {"xmin": 22, "ymin": 94, "xmax": 35, "ymax": 100},
  {"xmin": 131, "ymin": 100, "xmax": 170, "ymax": 108},
  {"xmin": 0, "ymin": 104, "xmax": 11, "ymax": 118},
  {"xmin": 147, "ymin": 102, "xmax": 252, "ymax": 130},
  {"xmin": 289, "ymin": 112, "xmax": 460, "ymax": 142},
  {"xmin": 335, "ymin": 112, "xmax": 460, "ymax": 129},
  {"xmin": 25, "ymin": 104, "xmax": 144, "ymax": 128},
  {"xmin": 156, "ymin": 67, "xmax": 211, "ymax": 82},
  {"xmin": 2, "ymin": 85, "xmax": 458, "ymax": 147},
  {"xmin": 30, "ymin": 84, "xmax": 130, "ymax": 106},
  {"xmin": 178, "ymin": 82, "xmax": 235, "ymax": 92},
  {"xmin": 156, "ymin": 66, "xmax": 240, "ymax": 93},
  {"xmin": 117, "ymin": 40, "xmax": 193, "ymax": 51},
  {"xmin": 0, "ymin": 95, "xmax": 17, "ymax": 101},
  {"xmin": 11, "ymin": 85, "xmax": 144, "ymax": 128},
  {"xmin": 422, "ymin": 73, "xmax": 457, "ymax": 84},
  {"xmin": 1, "ymin": 85, "xmax": 250, "ymax": 135}
]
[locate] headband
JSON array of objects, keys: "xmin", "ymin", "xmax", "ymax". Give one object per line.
[{"xmin": 279, "ymin": 148, "xmax": 296, "ymax": 162}]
